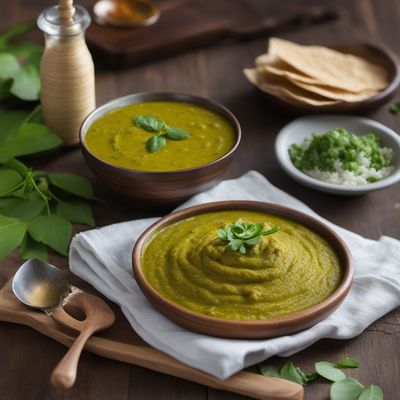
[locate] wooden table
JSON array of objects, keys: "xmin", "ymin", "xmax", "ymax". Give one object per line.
[{"xmin": 1, "ymin": 0, "xmax": 399, "ymax": 399}]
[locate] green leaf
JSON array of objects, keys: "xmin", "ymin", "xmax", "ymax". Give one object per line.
[
  {"xmin": 262, "ymin": 226, "xmax": 280, "ymax": 236},
  {"xmin": 0, "ymin": 197, "xmax": 18, "ymax": 208},
  {"xmin": 315, "ymin": 361, "xmax": 346, "ymax": 382},
  {"xmin": 245, "ymin": 235, "xmax": 262, "ymax": 246},
  {"xmin": 305, "ymin": 372, "xmax": 319, "ymax": 383},
  {"xmin": 0, "ymin": 53, "xmax": 20, "ymax": 80},
  {"xmin": 28, "ymin": 214, "xmax": 72, "ymax": 256},
  {"xmin": 0, "ymin": 123, "xmax": 62, "ymax": 163},
  {"xmin": 165, "ymin": 126, "xmax": 190, "ymax": 140},
  {"xmin": 6, "ymin": 42, "xmax": 42, "ymax": 67},
  {"xmin": 0, "ymin": 169, "xmax": 23, "ymax": 196},
  {"xmin": 20, "ymin": 233, "xmax": 48, "ymax": 261},
  {"xmin": 227, "ymin": 239, "xmax": 243, "ymax": 252},
  {"xmin": 217, "ymin": 229, "xmax": 227, "ymax": 240},
  {"xmin": 330, "ymin": 378, "xmax": 364, "ymax": 400},
  {"xmin": 334, "ymin": 358, "xmax": 360, "ymax": 369},
  {"xmin": 135, "ymin": 115, "xmax": 165, "ymax": 132},
  {"xmin": 26, "ymin": 105, "xmax": 43, "ymax": 124},
  {"xmin": 259, "ymin": 365, "xmax": 280, "ymax": 378},
  {"xmin": 0, "ymin": 21, "xmax": 36, "ymax": 48},
  {"xmin": 48, "ymin": 173, "xmax": 94, "ymax": 200},
  {"xmin": 279, "ymin": 362, "xmax": 307, "ymax": 385},
  {"xmin": 146, "ymin": 135, "xmax": 166, "ymax": 153},
  {"xmin": 3, "ymin": 158, "xmax": 29, "ymax": 177},
  {"xmin": 10, "ymin": 63, "xmax": 40, "ymax": 100},
  {"xmin": 57, "ymin": 201, "xmax": 95, "ymax": 227},
  {"xmin": 0, "ymin": 192, "xmax": 44, "ymax": 220},
  {"xmin": 0, "ymin": 110, "xmax": 29, "ymax": 146},
  {"xmin": 0, "ymin": 215, "xmax": 26, "ymax": 260},
  {"xmin": 0, "ymin": 79, "xmax": 12, "ymax": 101},
  {"xmin": 390, "ymin": 102, "xmax": 400, "ymax": 114},
  {"xmin": 359, "ymin": 385, "xmax": 383, "ymax": 400}
]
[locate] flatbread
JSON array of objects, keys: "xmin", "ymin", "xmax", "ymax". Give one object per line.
[
  {"xmin": 268, "ymin": 38, "xmax": 389, "ymax": 92},
  {"xmin": 257, "ymin": 66, "xmax": 378, "ymax": 102},
  {"xmin": 244, "ymin": 68, "xmax": 340, "ymax": 106}
]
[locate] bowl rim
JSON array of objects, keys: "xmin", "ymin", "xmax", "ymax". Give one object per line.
[
  {"xmin": 275, "ymin": 114, "xmax": 400, "ymax": 193},
  {"xmin": 79, "ymin": 92, "xmax": 241, "ymax": 175},
  {"xmin": 132, "ymin": 200, "xmax": 353, "ymax": 333},
  {"xmin": 246, "ymin": 42, "xmax": 400, "ymax": 113}
]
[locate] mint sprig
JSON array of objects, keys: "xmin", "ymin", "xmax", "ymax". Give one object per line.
[
  {"xmin": 134, "ymin": 115, "xmax": 190, "ymax": 153},
  {"xmin": 217, "ymin": 220, "xmax": 279, "ymax": 254}
]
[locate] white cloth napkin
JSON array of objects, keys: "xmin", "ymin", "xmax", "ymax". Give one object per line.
[{"xmin": 69, "ymin": 171, "xmax": 400, "ymax": 380}]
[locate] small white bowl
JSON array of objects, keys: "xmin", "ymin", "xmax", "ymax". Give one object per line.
[{"xmin": 275, "ymin": 115, "xmax": 400, "ymax": 195}]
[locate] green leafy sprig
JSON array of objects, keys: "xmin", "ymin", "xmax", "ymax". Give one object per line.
[
  {"xmin": 390, "ymin": 101, "xmax": 400, "ymax": 114},
  {"xmin": 134, "ymin": 115, "xmax": 190, "ymax": 153},
  {"xmin": 0, "ymin": 158, "xmax": 95, "ymax": 261},
  {"xmin": 259, "ymin": 358, "xmax": 382, "ymax": 400},
  {"xmin": 217, "ymin": 220, "xmax": 279, "ymax": 254},
  {"xmin": 0, "ymin": 21, "xmax": 42, "ymax": 101},
  {"xmin": 0, "ymin": 106, "xmax": 62, "ymax": 162}
]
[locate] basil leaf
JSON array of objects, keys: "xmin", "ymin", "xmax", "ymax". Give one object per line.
[
  {"xmin": 20, "ymin": 233, "xmax": 48, "ymax": 261},
  {"xmin": 239, "ymin": 243, "xmax": 246, "ymax": 254},
  {"xmin": 0, "ymin": 110, "xmax": 29, "ymax": 146},
  {"xmin": 146, "ymin": 135, "xmax": 166, "ymax": 153},
  {"xmin": 334, "ymin": 358, "xmax": 360, "ymax": 369},
  {"xmin": 1, "ymin": 192, "xmax": 44, "ymax": 220},
  {"xmin": 0, "ymin": 53, "xmax": 20, "ymax": 80},
  {"xmin": 217, "ymin": 229, "xmax": 227, "ymax": 240},
  {"xmin": 57, "ymin": 201, "xmax": 95, "ymax": 227},
  {"xmin": 0, "ymin": 123, "xmax": 62, "ymax": 163},
  {"xmin": 315, "ymin": 361, "xmax": 346, "ymax": 382},
  {"xmin": 259, "ymin": 365, "xmax": 280, "ymax": 378},
  {"xmin": 359, "ymin": 385, "xmax": 383, "ymax": 400},
  {"xmin": 0, "ymin": 215, "xmax": 27, "ymax": 261},
  {"xmin": 305, "ymin": 372, "xmax": 319, "ymax": 383},
  {"xmin": 279, "ymin": 361, "xmax": 307, "ymax": 385},
  {"xmin": 330, "ymin": 378, "xmax": 364, "ymax": 400},
  {"xmin": 0, "ymin": 169, "xmax": 23, "ymax": 196},
  {"xmin": 0, "ymin": 79, "xmax": 12, "ymax": 101},
  {"xmin": 28, "ymin": 214, "xmax": 72, "ymax": 256},
  {"xmin": 0, "ymin": 21, "xmax": 36, "ymax": 48},
  {"xmin": 227, "ymin": 239, "xmax": 243, "ymax": 252},
  {"xmin": 6, "ymin": 42, "xmax": 42, "ymax": 67},
  {"xmin": 0, "ymin": 198, "xmax": 18, "ymax": 208},
  {"xmin": 165, "ymin": 127, "xmax": 189, "ymax": 140},
  {"xmin": 48, "ymin": 173, "xmax": 94, "ymax": 200},
  {"xmin": 390, "ymin": 102, "xmax": 400, "ymax": 114},
  {"xmin": 245, "ymin": 235, "xmax": 262, "ymax": 246},
  {"xmin": 10, "ymin": 63, "xmax": 40, "ymax": 101},
  {"xmin": 3, "ymin": 158, "xmax": 29, "ymax": 177},
  {"xmin": 135, "ymin": 115, "xmax": 165, "ymax": 132}
]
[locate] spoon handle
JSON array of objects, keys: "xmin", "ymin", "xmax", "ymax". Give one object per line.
[{"xmin": 50, "ymin": 326, "xmax": 94, "ymax": 389}]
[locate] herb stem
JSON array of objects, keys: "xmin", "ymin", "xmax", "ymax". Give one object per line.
[{"xmin": 31, "ymin": 176, "xmax": 51, "ymax": 216}]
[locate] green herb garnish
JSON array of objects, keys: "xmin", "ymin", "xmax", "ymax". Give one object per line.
[
  {"xmin": 134, "ymin": 115, "xmax": 190, "ymax": 153},
  {"xmin": 0, "ymin": 158, "xmax": 96, "ymax": 261},
  {"xmin": 259, "ymin": 358, "xmax": 383, "ymax": 399},
  {"xmin": 389, "ymin": 102, "xmax": 400, "ymax": 114},
  {"xmin": 0, "ymin": 106, "xmax": 62, "ymax": 162},
  {"xmin": 0, "ymin": 21, "xmax": 42, "ymax": 101},
  {"xmin": 217, "ymin": 220, "xmax": 279, "ymax": 254}
]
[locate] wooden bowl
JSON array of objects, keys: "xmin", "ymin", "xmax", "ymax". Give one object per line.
[
  {"xmin": 250, "ymin": 43, "xmax": 400, "ymax": 114},
  {"xmin": 80, "ymin": 92, "xmax": 241, "ymax": 208},
  {"xmin": 132, "ymin": 201, "xmax": 353, "ymax": 339}
]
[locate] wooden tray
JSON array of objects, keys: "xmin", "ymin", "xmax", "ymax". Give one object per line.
[
  {"xmin": 86, "ymin": 0, "xmax": 338, "ymax": 67},
  {"xmin": 0, "ymin": 279, "xmax": 303, "ymax": 400}
]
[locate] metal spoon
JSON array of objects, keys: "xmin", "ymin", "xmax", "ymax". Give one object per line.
[
  {"xmin": 12, "ymin": 259, "xmax": 115, "ymax": 390},
  {"xmin": 93, "ymin": 0, "xmax": 160, "ymax": 27}
]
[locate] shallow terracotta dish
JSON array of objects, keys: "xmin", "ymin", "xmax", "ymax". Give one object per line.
[
  {"xmin": 132, "ymin": 201, "xmax": 353, "ymax": 339},
  {"xmin": 80, "ymin": 92, "xmax": 241, "ymax": 208},
  {"xmin": 250, "ymin": 43, "xmax": 400, "ymax": 114}
]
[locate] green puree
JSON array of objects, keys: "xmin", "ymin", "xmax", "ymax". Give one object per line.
[
  {"xmin": 85, "ymin": 102, "xmax": 236, "ymax": 171},
  {"xmin": 142, "ymin": 210, "xmax": 342, "ymax": 320},
  {"xmin": 289, "ymin": 128, "xmax": 392, "ymax": 182}
]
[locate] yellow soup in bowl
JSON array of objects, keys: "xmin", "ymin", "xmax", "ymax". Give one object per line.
[
  {"xmin": 85, "ymin": 101, "xmax": 236, "ymax": 171},
  {"xmin": 141, "ymin": 210, "xmax": 343, "ymax": 320}
]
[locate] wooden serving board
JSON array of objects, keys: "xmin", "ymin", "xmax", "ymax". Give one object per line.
[
  {"xmin": 0, "ymin": 279, "xmax": 303, "ymax": 400},
  {"xmin": 86, "ymin": 0, "xmax": 338, "ymax": 67}
]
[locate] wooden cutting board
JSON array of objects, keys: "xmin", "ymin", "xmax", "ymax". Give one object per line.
[
  {"xmin": 86, "ymin": 0, "xmax": 338, "ymax": 67},
  {"xmin": 0, "ymin": 279, "xmax": 303, "ymax": 400}
]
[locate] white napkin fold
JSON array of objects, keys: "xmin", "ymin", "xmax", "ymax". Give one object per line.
[{"xmin": 69, "ymin": 171, "xmax": 400, "ymax": 380}]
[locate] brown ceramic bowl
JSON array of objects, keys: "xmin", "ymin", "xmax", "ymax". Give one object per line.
[
  {"xmin": 80, "ymin": 92, "xmax": 241, "ymax": 208},
  {"xmin": 132, "ymin": 201, "xmax": 353, "ymax": 339},
  {"xmin": 249, "ymin": 43, "xmax": 400, "ymax": 114}
]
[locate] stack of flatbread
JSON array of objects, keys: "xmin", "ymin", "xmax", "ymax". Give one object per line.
[{"xmin": 244, "ymin": 38, "xmax": 390, "ymax": 106}]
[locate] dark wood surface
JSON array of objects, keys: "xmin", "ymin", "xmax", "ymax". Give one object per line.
[{"xmin": 1, "ymin": 0, "xmax": 399, "ymax": 399}]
